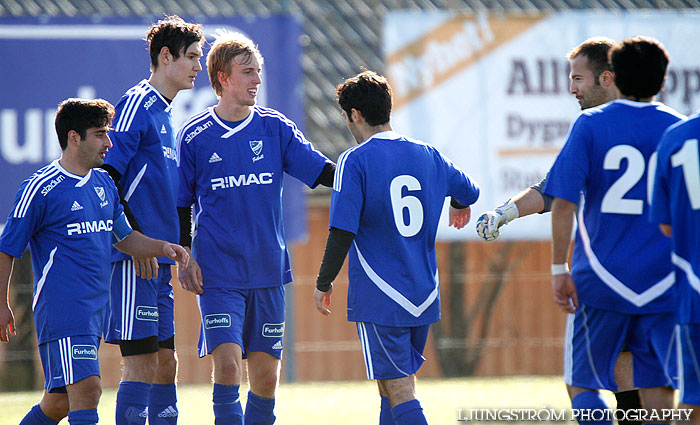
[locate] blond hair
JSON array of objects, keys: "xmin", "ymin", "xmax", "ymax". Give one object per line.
[{"xmin": 207, "ymin": 30, "xmax": 264, "ymax": 97}]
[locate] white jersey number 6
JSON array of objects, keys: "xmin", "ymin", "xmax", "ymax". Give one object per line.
[{"xmin": 390, "ymin": 175, "xmax": 424, "ymax": 237}]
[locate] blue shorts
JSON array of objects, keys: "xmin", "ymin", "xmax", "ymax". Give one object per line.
[
  {"xmin": 677, "ymin": 324, "xmax": 700, "ymax": 405},
  {"xmin": 564, "ymin": 304, "xmax": 676, "ymax": 391},
  {"xmin": 39, "ymin": 335, "xmax": 101, "ymax": 393},
  {"xmin": 106, "ymin": 260, "xmax": 175, "ymax": 344},
  {"xmin": 197, "ymin": 286, "xmax": 285, "ymax": 359},
  {"xmin": 356, "ymin": 322, "xmax": 429, "ymax": 380}
]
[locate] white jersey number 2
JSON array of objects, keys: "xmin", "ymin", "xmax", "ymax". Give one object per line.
[
  {"xmin": 390, "ymin": 175, "xmax": 424, "ymax": 237},
  {"xmin": 601, "ymin": 145, "xmax": 657, "ymax": 215}
]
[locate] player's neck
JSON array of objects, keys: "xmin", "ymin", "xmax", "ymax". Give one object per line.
[
  {"xmin": 359, "ymin": 123, "xmax": 393, "ymax": 143},
  {"xmin": 148, "ymin": 73, "xmax": 178, "ymax": 101},
  {"xmin": 620, "ymin": 95, "xmax": 653, "ymax": 103},
  {"xmin": 215, "ymin": 99, "xmax": 252, "ymax": 122},
  {"xmin": 58, "ymin": 155, "xmax": 89, "ymax": 176}
]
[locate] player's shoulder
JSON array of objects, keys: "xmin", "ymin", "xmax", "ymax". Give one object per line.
[
  {"xmin": 113, "ymin": 80, "xmax": 162, "ymax": 131},
  {"xmin": 253, "ymin": 106, "xmax": 299, "ymax": 130},
  {"xmin": 178, "ymin": 107, "xmax": 217, "ymax": 144},
  {"xmin": 658, "ymin": 113, "xmax": 700, "ymax": 150},
  {"xmin": 652, "ymin": 102, "xmax": 686, "ymax": 121},
  {"xmin": 12, "ymin": 162, "xmax": 63, "ymax": 217}
]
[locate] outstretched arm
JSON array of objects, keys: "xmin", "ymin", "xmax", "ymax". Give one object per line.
[
  {"xmin": 0, "ymin": 252, "xmax": 16, "ymax": 343},
  {"xmin": 115, "ymin": 231, "xmax": 189, "ymax": 270}
]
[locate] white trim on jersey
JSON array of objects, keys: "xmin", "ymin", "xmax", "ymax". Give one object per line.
[
  {"xmin": 614, "ymin": 99, "xmax": 661, "ymax": 109},
  {"xmin": 677, "ymin": 325, "xmax": 684, "ymax": 402},
  {"xmin": 115, "ymin": 81, "xmax": 150, "ymax": 132},
  {"xmin": 663, "ymin": 327, "xmax": 677, "ymax": 387},
  {"xmin": 121, "ymin": 260, "xmax": 137, "ymax": 340},
  {"xmin": 577, "ymin": 198, "xmax": 675, "ymax": 307},
  {"xmin": 33, "ymin": 247, "xmax": 57, "ymax": 310},
  {"xmin": 672, "ymin": 253, "xmax": 700, "ymax": 295},
  {"xmin": 193, "ymin": 195, "xmax": 203, "ymax": 238},
  {"xmin": 353, "ymin": 242, "xmax": 438, "ymax": 318},
  {"xmin": 178, "ymin": 109, "xmax": 212, "ymax": 144},
  {"xmin": 333, "ymin": 145, "xmax": 363, "ymax": 192},
  {"xmin": 357, "ymin": 323, "xmax": 374, "ymax": 379},
  {"xmin": 196, "ymin": 294, "xmax": 208, "ymax": 358},
  {"xmin": 124, "ymin": 163, "xmax": 148, "ymax": 202},
  {"xmin": 75, "ymin": 171, "xmax": 92, "ymax": 188},
  {"xmin": 59, "ymin": 337, "xmax": 74, "ymax": 385},
  {"xmin": 14, "ymin": 166, "xmax": 60, "ymax": 218},
  {"xmin": 564, "ymin": 313, "xmax": 574, "ymax": 385},
  {"xmin": 208, "ymin": 106, "xmax": 255, "ymax": 139}
]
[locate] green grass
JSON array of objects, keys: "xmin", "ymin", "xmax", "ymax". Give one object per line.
[{"xmin": 0, "ymin": 376, "xmax": 584, "ymax": 424}]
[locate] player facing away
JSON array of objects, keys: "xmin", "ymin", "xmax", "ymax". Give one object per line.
[
  {"xmin": 475, "ymin": 38, "xmax": 645, "ymax": 422},
  {"xmin": 651, "ymin": 113, "xmax": 700, "ymax": 424},
  {"xmin": 313, "ymin": 71, "xmax": 479, "ymax": 425},
  {"xmin": 0, "ymin": 99, "xmax": 189, "ymax": 425},
  {"xmin": 176, "ymin": 30, "xmax": 334, "ymax": 425},
  {"xmin": 101, "ymin": 16, "xmax": 203, "ymax": 425},
  {"xmin": 544, "ymin": 36, "xmax": 684, "ymax": 424}
]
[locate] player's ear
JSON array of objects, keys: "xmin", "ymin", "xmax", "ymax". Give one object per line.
[
  {"xmin": 159, "ymin": 46, "xmax": 172, "ymax": 66},
  {"xmin": 600, "ymin": 70, "xmax": 614, "ymax": 87},
  {"xmin": 67, "ymin": 129, "xmax": 81, "ymax": 147},
  {"xmin": 218, "ymin": 71, "xmax": 229, "ymax": 88},
  {"xmin": 350, "ymin": 108, "xmax": 363, "ymax": 124}
]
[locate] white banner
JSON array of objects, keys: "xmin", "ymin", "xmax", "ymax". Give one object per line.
[{"xmin": 385, "ymin": 11, "xmax": 700, "ymax": 239}]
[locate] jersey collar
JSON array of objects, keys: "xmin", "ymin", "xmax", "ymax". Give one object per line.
[
  {"xmin": 364, "ymin": 130, "xmax": 402, "ymax": 144},
  {"xmin": 142, "ymin": 79, "xmax": 173, "ymax": 113},
  {"xmin": 208, "ymin": 106, "xmax": 255, "ymax": 138},
  {"xmin": 613, "ymin": 99, "xmax": 660, "ymax": 109},
  {"xmin": 52, "ymin": 159, "xmax": 93, "ymax": 187}
]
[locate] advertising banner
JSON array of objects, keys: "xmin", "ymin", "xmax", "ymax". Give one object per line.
[{"xmin": 385, "ymin": 11, "xmax": 700, "ymax": 239}]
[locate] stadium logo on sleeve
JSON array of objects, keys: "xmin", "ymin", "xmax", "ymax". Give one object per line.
[
  {"xmin": 262, "ymin": 323, "xmax": 285, "ymax": 337},
  {"xmin": 136, "ymin": 306, "xmax": 159, "ymax": 321},
  {"xmin": 204, "ymin": 314, "xmax": 231, "ymax": 329},
  {"xmin": 41, "ymin": 175, "xmax": 65, "ymax": 196},
  {"xmin": 249, "ymin": 140, "xmax": 264, "ymax": 162},
  {"xmin": 72, "ymin": 345, "xmax": 98, "ymax": 360}
]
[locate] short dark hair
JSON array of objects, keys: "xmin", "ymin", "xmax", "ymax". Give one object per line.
[
  {"xmin": 567, "ymin": 37, "xmax": 615, "ymax": 81},
  {"xmin": 610, "ymin": 36, "xmax": 669, "ymax": 99},
  {"xmin": 147, "ymin": 15, "xmax": 204, "ymax": 70},
  {"xmin": 55, "ymin": 98, "xmax": 114, "ymax": 150},
  {"xmin": 336, "ymin": 71, "xmax": 392, "ymax": 126}
]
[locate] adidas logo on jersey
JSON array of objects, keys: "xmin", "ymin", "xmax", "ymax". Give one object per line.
[
  {"xmin": 272, "ymin": 340, "xmax": 283, "ymax": 350},
  {"xmin": 209, "ymin": 152, "xmax": 223, "ymax": 163},
  {"xmin": 158, "ymin": 406, "xmax": 178, "ymax": 418},
  {"xmin": 71, "ymin": 201, "xmax": 83, "ymax": 211},
  {"xmin": 161, "ymin": 124, "xmax": 167, "ymax": 134}
]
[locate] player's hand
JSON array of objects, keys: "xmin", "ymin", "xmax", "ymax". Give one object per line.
[
  {"xmin": 177, "ymin": 247, "xmax": 203, "ymax": 295},
  {"xmin": 132, "ymin": 256, "xmax": 159, "ymax": 280},
  {"xmin": 314, "ymin": 288, "xmax": 332, "ymax": 316},
  {"xmin": 449, "ymin": 205, "xmax": 471, "ymax": 229},
  {"xmin": 0, "ymin": 303, "xmax": 16, "ymax": 343},
  {"xmin": 475, "ymin": 200, "xmax": 519, "ymax": 241},
  {"xmin": 552, "ymin": 273, "xmax": 578, "ymax": 314}
]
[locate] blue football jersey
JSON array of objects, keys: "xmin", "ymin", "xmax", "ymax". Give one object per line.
[
  {"xmin": 177, "ymin": 106, "xmax": 331, "ymax": 289},
  {"xmin": 330, "ymin": 131, "xmax": 479, "ymax": 326},
  {"xmin": 0, "ymin": 161, "xmax": 130, "ymax": 344},
  {"xmin": 544, "ymin": 100, "xmax": 685, "ymax": 314},
  {"xmin": 651, "ymin": 113, "xmax": 700, "ymax": 324},
  {"xmin": 105, "ymin": 80, "xmax": 179, "ymax": 264}
]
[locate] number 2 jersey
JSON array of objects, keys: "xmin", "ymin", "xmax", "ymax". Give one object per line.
[
  {"xmin": 330, "ymin": 131, "xmax": 480, "ymax": 327},
  {"xmin": 544, "ymin": 99, "xmax": 685, "ymax": 314},
  {"xmin": 651, "ymin": 113, "xmax": 700, "ymax": 324},
  {"xmin": 177, "ymin": 105, "xmax": 331, "ymax": 289},
  {"xmin": 0, "ymin": 161, "xmax": 131, "ymax": 344}
]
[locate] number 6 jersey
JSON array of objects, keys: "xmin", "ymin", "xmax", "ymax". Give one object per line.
[
  {"xmin": 330, "ymin": 131, "xmax": 479, "ymax": 326},
  {"xmin": 544, "ymin": 99, "xmax": 685, "ymax": 314}
]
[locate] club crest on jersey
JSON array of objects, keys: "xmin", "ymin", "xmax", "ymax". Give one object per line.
[
  {"xmin": 93, "ymin": 186, "xmax": 108, "ymax": 207},
  {"xmin": 250, "ymin": 140, "xmax": 264, "ymax": 162}
]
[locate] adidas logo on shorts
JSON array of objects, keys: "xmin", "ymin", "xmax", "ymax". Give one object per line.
[
  {"xmin": 209, "ymin": 152, "xmax": 223, "ymax": 163},
  {"xmin": 272, "ymin": 340, "xmax": 283, "ymax": 350},
  {"xmin": 158, "ymin": 406, "xmax": 178, "ymax": 418}
]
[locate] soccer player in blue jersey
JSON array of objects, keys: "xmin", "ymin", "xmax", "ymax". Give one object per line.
[
  {"xmin": 313, "ymin": 71, "xmax": 479, "ymax": 425},
  {"xmin": 544, "ymin": 36, "xmax": 684, "ymax": 424},
  {"xmin": 101, "ymin": 16, "xmax": 203, "ymax": 425},
  {"xmin": 475, "ymin": 38, "xmax": 645, "ymax": 421},
  {"xmin": 0, "ymin": 98, "xmax": 189, "ymax": 425},
  {"xmin": 651, "ymin": 114, "xmax": 700, "ymax": 423},
  {"xmin": 176, "ymin": 31, "xmax": 334, "ymax": 424}
]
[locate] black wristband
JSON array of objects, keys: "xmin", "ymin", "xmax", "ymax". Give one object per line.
[
  {"xmin": 450, "ymin": 197, "xmax": 469, "ymax": 209},
  {"xmin": 316, "ymin": 227, "xmax": 354, "ymax": 291},
  {"xmin": 177, "ymin": 206, "xmax": 193, "ymax": 247}
]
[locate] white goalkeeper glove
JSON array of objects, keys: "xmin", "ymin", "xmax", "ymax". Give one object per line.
[{"xmin": 475, "ymin": 199, "xmax": 519, "ymax": 241}]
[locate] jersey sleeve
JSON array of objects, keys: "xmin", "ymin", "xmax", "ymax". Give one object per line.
[
  {"xmin": 176, "ymin": 129, "xmax": 197, "ymax": 207},
  {"xmin": 329, "ymin": 152, "xmax": 363, "ymax": 234},
  {"xmin": 0, "ymin": 179, "xmax": 46, "ymax": 258},
  {"xmin": 105, "ymin": 103, "xmax": 147, "ymax": 175},
  {"xmin": 543, "ymin": 115, "xmax": 593, "ymax": 203},
  {"xmin": 530, "ymin": 172, "xmax": 553, "ymax": 213},
  {"xmin": 280, "ymin": 118, "xmax": 331, "ymax": 188},
  {"xmin": 650, "ymin": 135, "xmax": 673, "ymax": 225},
  {"xmin": 438, "ymin": 150, "xmax": 480, "ymax": 206}
]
